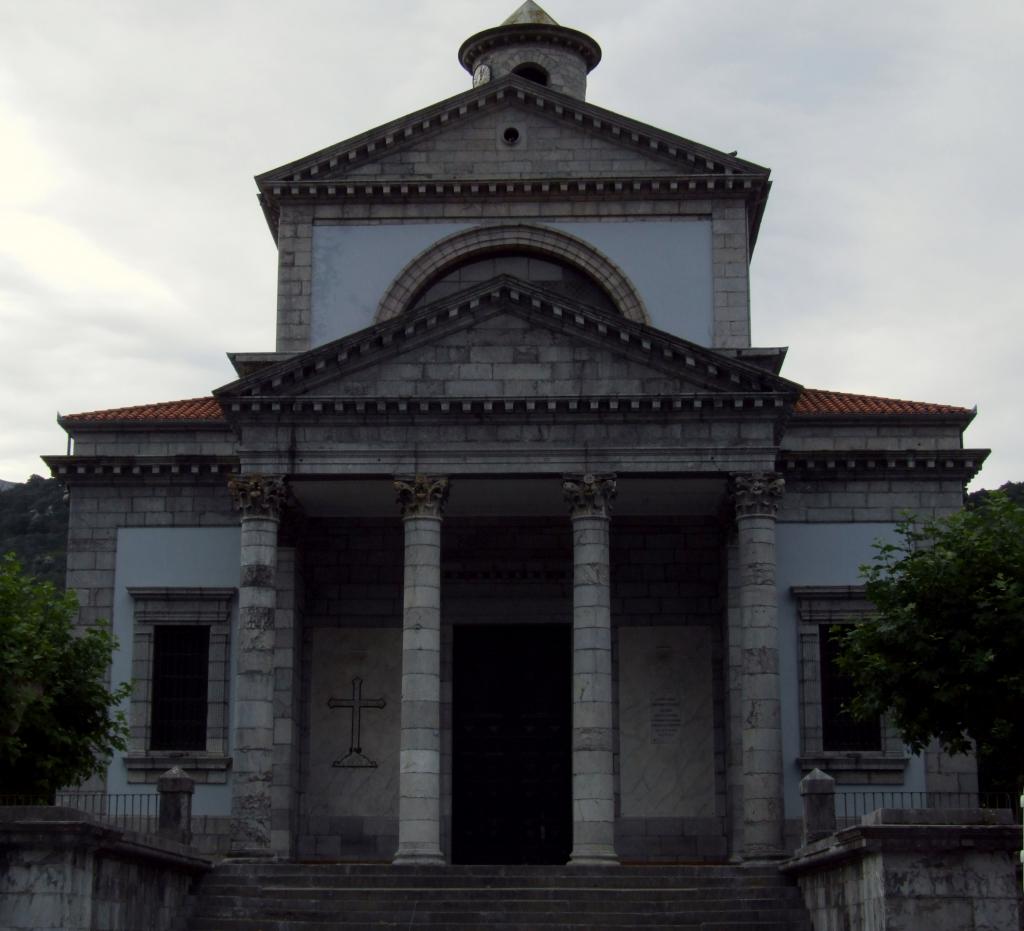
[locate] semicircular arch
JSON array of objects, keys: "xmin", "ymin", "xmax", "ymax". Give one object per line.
[{"xmin": 374, "ymin": 224, "xmax": 650, "ymax": 325}]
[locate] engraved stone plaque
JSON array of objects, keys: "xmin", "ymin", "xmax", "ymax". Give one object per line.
[{"xmin": 619, "ymin": 626, "xmax": 715, "ymax": 818}]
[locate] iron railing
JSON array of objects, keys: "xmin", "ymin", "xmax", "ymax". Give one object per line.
[
  {"xmin": 0, "ymin": 791, "xmax": 161, "ymax": 834},
  {"xmin": 834, "ymin": 790, "xmax": 1019, "ymax": 828}
]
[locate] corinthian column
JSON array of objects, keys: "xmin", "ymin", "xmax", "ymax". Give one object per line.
[
  {"xmin": 228, "ymin": 473, "xmax": 287, "ymax": 857},
  {"xmin": 731, "ymin": 472, "xmax": 786, "ymax": 859},
  {"xmin": 392, "ymin": 475, "xmax": 449, "ymax": 865},
  {"xmin": 563, "ymin": 474, "xmax": 618, "ymax": 865}
]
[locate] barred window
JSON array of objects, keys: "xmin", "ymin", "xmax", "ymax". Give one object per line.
[
  {"xmin": 819, "ymin": 625, "xmax": 881, "ymax": 752},
  {"xmin": 150, "ymin": 625, "xmax": 210, "ymax": 751}
]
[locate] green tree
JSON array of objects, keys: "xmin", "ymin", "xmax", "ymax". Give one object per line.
[
  {"xmin": 837, "ymin": 493, "xmax": 1024, "ymax": 795},
  {"xmin": 0, "ymin": 553, "xmax": 129, "ymax": 798}
]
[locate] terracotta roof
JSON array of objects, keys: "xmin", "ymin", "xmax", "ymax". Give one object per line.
[
  {"xmin": 61, "ymin": 397, "xmax": 225, "ymax": 424},
  {"xmin": 794, "ymin": 389, "xmax": 972, "ymax": 417}
]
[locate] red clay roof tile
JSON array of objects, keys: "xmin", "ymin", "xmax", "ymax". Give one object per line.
[
  {"xmin": 794, "ymin": 389, "xmax": 971, "ymax": 416},
  {"xmin": 61, "ymin": 397, "xmax": 225, "ymax": 423}
]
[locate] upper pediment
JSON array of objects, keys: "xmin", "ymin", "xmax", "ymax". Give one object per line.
[
  {"xmin": 256, "ymin": 75, "xmax": 769, "ymax": 190},
  {"xmin": 216, "ymin": 277, "xmax": 800, "ymax": 417}
]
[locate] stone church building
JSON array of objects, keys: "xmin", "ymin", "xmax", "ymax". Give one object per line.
[{"xmin": 47, "ymin": 3, "xmax": 985, "ymax": 864}]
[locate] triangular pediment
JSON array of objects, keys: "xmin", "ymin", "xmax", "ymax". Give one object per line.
[
  {"xmin": 216, "ymin": 279, "xmax": 800, "ymax": 412},
  {"xmin": 256, "ymin": 75, "xmax": 768, "ymax": 188}
]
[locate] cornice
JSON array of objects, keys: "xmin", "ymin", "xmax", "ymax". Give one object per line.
[
  {"xmin": 44, "ymin": 455, "xmax": 239, "ymax": 484},
  {"xmin": 776, "ymin": 448, "xmax": 988, "ymax": 482},
  {"xmin": 221, "ymin": 392, "xmax": 792, "ymax": 422},
  {"xmin": 789, "ymin": 411, "xmax": 976, "ymax": 428}
]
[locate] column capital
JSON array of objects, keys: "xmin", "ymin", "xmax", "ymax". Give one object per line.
[
  {"xmin": 563, "ymin": 473, "xmax": 616, "ymax": 519},
  {"xmin": 730, "ymin": 472, "xmax": 784, "ymax": 519},
  {"xmin": 229, "ymin": 473, "xmax": 287, "ymax": 520},
  {"xmin": 394, "ymin": 474, "xmax": 449, "ymax": 519}
]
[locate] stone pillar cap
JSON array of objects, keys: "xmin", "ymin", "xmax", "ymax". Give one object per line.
[
  {"xmin": 800, "ymin": 768, "xmax": 835, "ymax": 794},
  {"xmin": 158, "ymin": 766, "xmax": 195, "ymax": 792}
]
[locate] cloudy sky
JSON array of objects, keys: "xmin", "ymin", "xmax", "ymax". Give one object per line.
[{"xmin": 1, "ymin": 0, "xmax": 1021, "ymax": 488}]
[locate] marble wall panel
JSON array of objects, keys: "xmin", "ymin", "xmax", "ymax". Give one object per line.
[
  {"xmin": 619, "ymin": 626, "xmax": 715, "ymax": 817},
  {"xmin": 307, "ymin": 628, "xmax": 402, "ymax": 819}
]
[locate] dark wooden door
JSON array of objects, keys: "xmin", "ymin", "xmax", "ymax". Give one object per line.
[{"xmin": 452, "ymin": 624, "xmax": 571, "ymax": 864}]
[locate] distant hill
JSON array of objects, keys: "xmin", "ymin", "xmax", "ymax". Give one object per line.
[
  {"xmin": 967, "ymin": 481, "xmax": 1024, "ymax": 509},
  {"xmin": 0, "ymin": 475, "xmax": 69, "ymax": 589}
]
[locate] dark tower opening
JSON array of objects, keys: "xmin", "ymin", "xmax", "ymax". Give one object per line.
[{"xmin": 512, "ymin": 63, "xmax": 549, "ymax": 86}]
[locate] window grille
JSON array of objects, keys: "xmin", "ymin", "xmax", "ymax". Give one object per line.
[{"xmin": 150, "ymin": 625, "xmax": 210, "ymax": 751}]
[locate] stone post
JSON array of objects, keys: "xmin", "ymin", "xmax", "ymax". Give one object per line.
[
  {"xmin": 563, "ymin": 473, "xmax": 619, "ymax": 866},
  {"xmin": 731, "ymin": 472, "xmax": 786, "ymax": 859},
  {"xmin": 157, "ymin": 766, "xmax": 195, "ymax": 845},
  {"xmin": 800, "ymin": 768, "xmax": 836, "ymax": 846},
  {"xmin": 228, "ymin": 473, "xmax": 286, "ymax": 857},
  {"xmin": 393, "ymin": 475, "xmax": 449, "ymax": 865}
]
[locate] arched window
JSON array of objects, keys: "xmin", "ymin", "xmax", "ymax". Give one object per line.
[
  {"xmin": 409, "ymin": 252, "xmax": 618, "ymax": 315},
  {"xmin": 374, "ymin": 224, "xmax": 650, "ymax": 325},
  {"xmin": 512, "ymin": 63, "xmax": 549, "ymax": 86}
]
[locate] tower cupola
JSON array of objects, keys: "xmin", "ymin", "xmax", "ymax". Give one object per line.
[{"xmin": 459, "ymin": 1, "xmax": 601, "ymax": 101}]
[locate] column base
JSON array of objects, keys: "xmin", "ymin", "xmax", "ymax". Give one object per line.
[
  {"xmin": 569, "ymin": 846, "xmax": 619, "ymax": 866},
  {"xmin": 225, "ymin": 848, "xmax": 276, "ymax": 862},
  {"xmin": 392, "ymin": 846, "xmax": 446, "ymax": 866}
]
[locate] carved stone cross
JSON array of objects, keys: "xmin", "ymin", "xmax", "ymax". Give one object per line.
[{"xmin": 328, "ymin": 676, "xmax": 386, "ymax": 769}]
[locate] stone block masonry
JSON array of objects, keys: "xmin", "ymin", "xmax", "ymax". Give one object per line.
[
  {"xmin": 783, "ymin": 809, "xmax": 1022, "ymax": 930},
  {"xmin": 0, "ymin": 808, "xmax": 210, "ymax": 931}
]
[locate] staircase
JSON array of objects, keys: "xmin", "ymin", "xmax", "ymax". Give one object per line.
[{"xmin": 187, "ymin": 862, "xmax": 813, "ymax": 930}]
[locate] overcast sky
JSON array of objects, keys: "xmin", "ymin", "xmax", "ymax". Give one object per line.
[{"xmin": 1, "ymin": 0, "xmax": 1021, "ymax": 488}]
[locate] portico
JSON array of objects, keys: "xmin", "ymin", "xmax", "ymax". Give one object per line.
[{"xmin": 221, "ymin": 456, "xmax": 787, "ymax": 865}]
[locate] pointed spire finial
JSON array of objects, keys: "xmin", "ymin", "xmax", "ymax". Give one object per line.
[{"xmin": 502, "ymin": 1, "xmax": 559, "ymax": 26}]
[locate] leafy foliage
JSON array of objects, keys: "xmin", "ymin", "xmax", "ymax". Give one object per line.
[
  {"xmin": 836, "ymin": 493, "xmax": 1024, "ymax": 787},
  {"xmin": 0, "ymin": 554, "xmax": 129, "ymax": 797},
  {"xmin": 0, "ymin": 475, "xmax": 69, "ymax": 589}
]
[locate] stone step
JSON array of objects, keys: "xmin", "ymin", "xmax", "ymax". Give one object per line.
[
  {"xmin": 211, "ymin": 864, "xmax": 785, "ymax": 879},
  {"xmin": 187, "ymin": 863, "xmax": 813, "ymax": 931},
  {"xmin": 191, "ymin": 919, "xmax": 808, "ymax": 931},
  {"xmin": 196, "ymin": 894, "xmax": 804, "ymax": 913}
]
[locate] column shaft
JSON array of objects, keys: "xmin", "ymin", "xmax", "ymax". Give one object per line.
[
  {"xmin": 564, "ymin": 475, "xmax": 618, "ymax": 866},
  {"xmin": 733, "ymin": 473, "xmax": 785, "ymax": 859},
  {"xmin": 393, "ymin": 476, "xmax": 448, "ymax": 865},
  {"xmin": 228, "ymin": 474, "xmax": 286, "ymax": 857}
]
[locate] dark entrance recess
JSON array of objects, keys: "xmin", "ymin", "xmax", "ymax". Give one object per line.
[{"xmin": 452, "ymin": 624, "xmax": 571, "ymax": 864}]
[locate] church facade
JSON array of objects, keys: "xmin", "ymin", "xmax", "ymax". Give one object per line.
[{"xmin": 47, "ymin": 4, "xmax": 985, "ymax": 864}]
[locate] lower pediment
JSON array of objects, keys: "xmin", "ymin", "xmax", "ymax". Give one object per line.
[{"xmin": 218, "ymin": 280, "xmax": 800, "ymax": 412}]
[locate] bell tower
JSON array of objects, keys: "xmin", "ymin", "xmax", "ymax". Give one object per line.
[{"xmin": 458, "ymin": 1, "xmax": 601, "ymax": 101}]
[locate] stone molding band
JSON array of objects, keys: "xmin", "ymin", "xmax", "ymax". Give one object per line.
[{"xmin": 229, "ymin": 473, "xmax": 288, "ymax": 519}]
